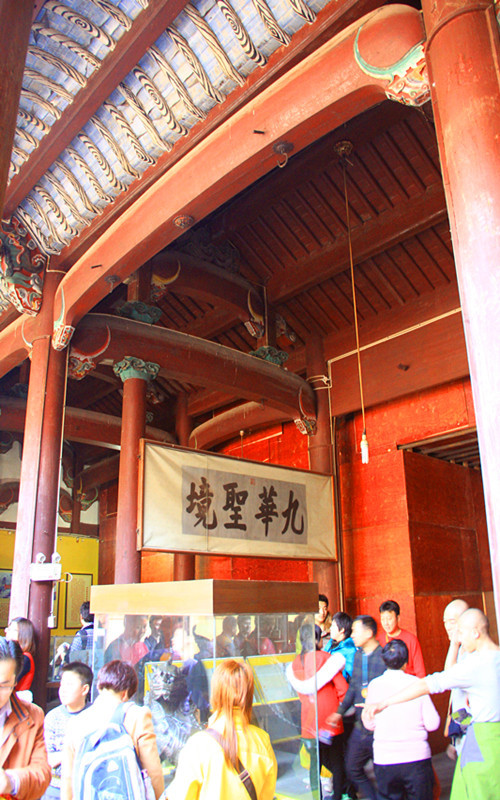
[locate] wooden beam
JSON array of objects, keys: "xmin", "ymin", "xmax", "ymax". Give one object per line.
[
  {"xmin": 0, "ymin": 305, "xmax": 20, "ymax": 335},
  {"xmin": 209, "ymin": 101, "xmax": 411, "ymax": 240},
  {"xmin": 176, "ymin": 306, "xmax": 242, "ymax": 341},
  {"xmin": 0, "ymin": 312, "xmax": 41, "ymax": 380},
  {"xmin": 189, "ymin": 402, "xmax": 288, "ymax": 450},
  {"xmin": 0, "ymin": 397, "xmax": 173, "ymax": 447},
  {"xmin": 187, "ymin": 308, "xmax": 469, "ymax": 441},
  {"xmin": 330, "ymin": 312, "xmax": 468, "ymax": 415},
  {"xmin": 71, "ymin": 313, "xmax": 316, "ymax": 419},
  {"xmin": 76, "ymin": 376, "xmax": 120, "ymax": 409},
  {"xmin": 49, "ymin": 0, "xmax": 382, "ymax": 271},
  {"xmin": 3, "ymin": 0, "xmax": 190, "ymax": 216},
  {"xmin": 152, "ymin": 250, "xmax": 263, "ymax": 321},
  {"xmin": 178, "ymin": 183, "xmax": 447, "ymax": 343},
  {"xmin": 51, "ymin": 5, "xmax": 427, "ymax": 342},
  {"xmin": 188, "ymin": 389, "xmax": 235, "ymax": 417},
  {"xmin": 285, "ymin": 280, "xmax": 462, "ymax": 375},
  {"xmin": 187, "ymin": 282, "xmax": 464, "ymax": 419}
]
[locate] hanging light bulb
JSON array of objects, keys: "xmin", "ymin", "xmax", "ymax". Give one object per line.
[{"xmin": 360, "ymin": 430, "xmax": 369, "ymax": 464}]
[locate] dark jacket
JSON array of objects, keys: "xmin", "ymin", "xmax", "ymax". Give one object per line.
[{"xmin": 337, "ymin": 645, "xmax": 385, "ymax": 726}]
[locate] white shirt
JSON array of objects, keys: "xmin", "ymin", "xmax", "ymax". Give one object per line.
[{"xmin": 426, "ymin": 650, "xmax": 500, "ymax": 723}]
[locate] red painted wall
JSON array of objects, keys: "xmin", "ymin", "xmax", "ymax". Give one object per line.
[
  {"xmin": 338, "ymin": 378, "xmax": 488, "ymax": 621},
  {"xmin": 338, "ymin": 377, "xmax": 491, "ymax": 750}
]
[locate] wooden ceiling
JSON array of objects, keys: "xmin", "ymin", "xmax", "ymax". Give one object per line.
[
  {"xmin": 0, "ymin": 0, "xmax": 474, "ymax": 479},
  {"xmin": 59, "ymin": 99, "xmax": 457, "ymax": 427}
]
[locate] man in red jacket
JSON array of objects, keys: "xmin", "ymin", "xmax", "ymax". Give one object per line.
[{"xmin": 378, "ymin": 600, "xmax": 425, "ymax": 678}]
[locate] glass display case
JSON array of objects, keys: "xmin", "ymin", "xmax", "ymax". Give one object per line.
[{"xmin": 90, "ymin": 579, "xmax": 320, "ymax": 799}]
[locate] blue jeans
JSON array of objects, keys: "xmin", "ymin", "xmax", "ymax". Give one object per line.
[{"xmin": 345, "ymin": 725, "xmax": 379, "ymax": 800}]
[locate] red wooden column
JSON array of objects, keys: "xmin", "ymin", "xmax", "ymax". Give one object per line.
[
  {"xmin": 9, "ymin": 270, "xmax": 67, "ymax": 706},
  {"xmin": 113, "ymin": 357, "xmax": 159, "ymax": 584},
  {"xmin": 0, "ymin": 0, "xmax": 32, "ymax": 216},
  {"xmin": 173, "ymin": 391, "xmax": 195, "ymax": 581},
  {"xmin": 421, "ymin": 0, "xmax": 500, "ymax": 617},
  {"xmin": 28, "ymin": 343, "xmax": 67, "ymax": 706},
  {"xmin": 306, "ymin": 334, "xmax": 340, "ymax": 610}
]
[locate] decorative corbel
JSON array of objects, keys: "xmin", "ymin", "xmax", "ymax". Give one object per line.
[{"xmin": 0, "ymin": 218, "xmax": 47, "ymax": 315}]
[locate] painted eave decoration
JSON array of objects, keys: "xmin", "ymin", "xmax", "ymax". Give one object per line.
[{"xmin": 7, "ymin": 0, "xmax": 330, "ymax": 258}]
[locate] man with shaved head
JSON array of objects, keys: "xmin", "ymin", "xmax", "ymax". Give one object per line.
[
  {"xmin": 443, "ymin": 599, "xmax": 470, "ymax": 656},
  {"xmin": 443, "ymin": 599, "xmax": 470, "ymax": 756},
  {"xmin": 364, "ymin": 608, "xmax": 500, "ymax": 800}
]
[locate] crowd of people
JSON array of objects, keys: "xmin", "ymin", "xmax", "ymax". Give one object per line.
[
  {"xmin": 0, "ymin": 595, "xmax": 498, "ymax": 800},
  {"xmin": 311, "ymin": 595, "xmax": 499, "ymax": 800}
]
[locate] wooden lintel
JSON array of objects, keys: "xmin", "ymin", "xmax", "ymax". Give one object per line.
[{"xmin": 72, "ymin": 314, "xmax": 316, "ymax": 419}]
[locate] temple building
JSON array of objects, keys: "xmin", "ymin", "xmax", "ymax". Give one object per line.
[{"xmin": 0, "ymin": 0, "xmax": 499, "ymax": 738}]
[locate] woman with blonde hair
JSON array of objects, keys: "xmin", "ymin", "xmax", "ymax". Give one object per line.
[{"xmin": 166, "ymin": 659, "xmax": 277, "ymax": 800}]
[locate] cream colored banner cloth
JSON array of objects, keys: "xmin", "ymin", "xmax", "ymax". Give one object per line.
[{"xmin": 140, "ymin": 442, "xmax": 335, "ymax": 560}]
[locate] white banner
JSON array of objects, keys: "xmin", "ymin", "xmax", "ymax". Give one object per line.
[{"xmin": 140, "ymin": 442, "xmax": 336, "ymax": 560}]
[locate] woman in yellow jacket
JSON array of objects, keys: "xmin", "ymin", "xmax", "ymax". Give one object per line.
[{"xmin": 165, "ymin": 659, "xmax": 277, "ymax": 800}]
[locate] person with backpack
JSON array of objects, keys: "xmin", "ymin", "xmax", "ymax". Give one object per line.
[
  {"xmin": 165, "ymin": 659, "xmax": 277, "ymax": 800},
  {"xmin": 61, "ymin": 660, "xmax": 163, "ymax": 800}
]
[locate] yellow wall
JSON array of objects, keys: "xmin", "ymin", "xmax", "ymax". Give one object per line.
[{"xmin": 0, "ymin": 529, "xmax": 99, "ymax": 636}]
